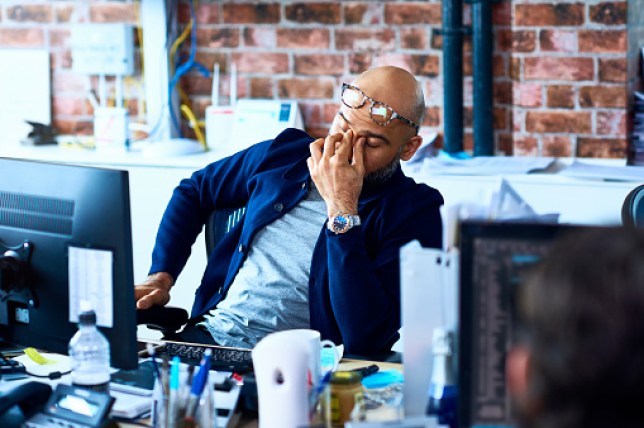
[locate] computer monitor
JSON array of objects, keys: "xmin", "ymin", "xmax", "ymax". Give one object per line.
[
  {"xmin": 458, "ymin": 220, "xmax": 596, "ymax": 428},
  {"xmin": 0, "ymin": 157, "xmax": 138, "ymax": 370}
]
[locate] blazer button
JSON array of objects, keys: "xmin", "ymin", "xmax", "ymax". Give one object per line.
[
  {"xmin": 274, "ymin": 203, "xmax": 284, "ymax": 212},
  {"xmin": 301, "ymin": 182, "xmax": 306, "ymax": 189},
  {"xmin": 238, "ymin": 244, "xmax": 244, "ymax": 252}
]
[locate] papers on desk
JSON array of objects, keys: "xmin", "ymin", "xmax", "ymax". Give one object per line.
[
  {"xmin": 559, "ymin": 160, "xmax": 644, "ymax": 182},
  {"xmin": 408, "ymin": 155, "xmax": 557, "ymax": 176}
]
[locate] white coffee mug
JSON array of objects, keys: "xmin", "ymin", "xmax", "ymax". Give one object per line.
[{"xmin": 275, "ymin": 329, "xmax": 340, "ymax": 386}]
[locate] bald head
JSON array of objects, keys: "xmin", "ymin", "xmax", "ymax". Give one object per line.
[{"xmin": 352, "ymin": 66, "xmax": 425, "ymax": 129}]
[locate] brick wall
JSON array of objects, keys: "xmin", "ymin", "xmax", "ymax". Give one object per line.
[{"xmin": 0, "ymin": 0, "xmax": 636, "ymax": 159}]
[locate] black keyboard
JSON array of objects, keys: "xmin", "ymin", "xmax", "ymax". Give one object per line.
[{"xmin": 162, "ymin": 341, "xmax": 253, "ymax": 373}]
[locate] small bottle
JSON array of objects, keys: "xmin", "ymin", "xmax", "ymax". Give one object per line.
[
  {"xmin": 426, "ymin": 328, "xmax": 458, "ymax": 428},
  {"xmin": 329, "ymin": 371, "xmax": 364, "ymax": 426},
  {"xmin": 68, "ymin": 306, "xmax": 111, "ymax": 393}
]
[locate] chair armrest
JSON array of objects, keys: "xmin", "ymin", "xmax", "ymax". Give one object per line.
[{"xmin": 136, "ymin": 306, "xmax": 189, "ymax": 333}]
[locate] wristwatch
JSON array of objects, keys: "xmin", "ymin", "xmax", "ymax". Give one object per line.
[{"xmin": 328, "ymin": 213, "xmax": 361, "ymax": 234}]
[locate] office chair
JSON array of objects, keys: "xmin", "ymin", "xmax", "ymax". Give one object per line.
[
  {"xmin": 137, "ymin": 206, "xmax": 246, "ymax": 335},
  {"xmin": 621, "ymin": 184, "xmax": 644, "ymax": 227}
]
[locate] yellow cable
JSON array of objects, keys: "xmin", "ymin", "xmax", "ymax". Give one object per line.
[
  {"xmin": 169, "ymin": 20, "xmax": 192, "ymax": 75},
  {"xmin": 181, "ymin": 104, "xmax": 207, "ymax": 150}
]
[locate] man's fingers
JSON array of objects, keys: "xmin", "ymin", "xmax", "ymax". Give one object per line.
[
  {"xmin": 351, "ymin": 138, "xmax": 366, "ymax": 171},
  {"xmin": 309, "ymin": 139, "xmax": 324, "ymax": 163},
  {"xmin": 324, "ymin": 132, "xmax": 346, "ymax": 159}
]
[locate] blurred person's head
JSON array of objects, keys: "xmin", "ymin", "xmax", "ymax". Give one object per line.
[{"xmin": 507, "ymin": 227, "xmax": 644, "ymax": 428}]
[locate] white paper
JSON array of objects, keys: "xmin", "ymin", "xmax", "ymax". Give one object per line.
[
  {"xmin": 68, "ymin": 246, "xmax": 114, "ymax": 328},
  {"xmin": 0, "ymin": 49, "xmax": 51, "ymax": 146}
]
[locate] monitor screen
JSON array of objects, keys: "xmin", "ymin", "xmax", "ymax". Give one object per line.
[
  {"xmin": 458, "ymin": 220, "xmax": 595, "ymax": 428},
  {"xmin": 0, "ymin": 157, "xmax": 138, "ymax": 370}
]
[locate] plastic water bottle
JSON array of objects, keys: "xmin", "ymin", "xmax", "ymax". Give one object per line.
[
  {"xmin": 426, "ymin": 328, "xmax": 458, "ymax": 428},
  {"xmin": 68, "ymin": 307, "xmax": 111, "ymax": 393}
]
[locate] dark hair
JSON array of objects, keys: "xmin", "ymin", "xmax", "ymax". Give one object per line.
[{"xmin": 517, "ymin": 227, "xmax": 644, "ymax": 428}]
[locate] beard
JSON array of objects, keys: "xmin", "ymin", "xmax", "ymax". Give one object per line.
[{"xmin": 364, "ymin": 150, "xmax": 402, "ymax": 185}]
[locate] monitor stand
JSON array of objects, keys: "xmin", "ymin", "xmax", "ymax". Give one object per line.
[{"xmin": 141, "ymin": 138, "xmax": 206, "ymax": 157}]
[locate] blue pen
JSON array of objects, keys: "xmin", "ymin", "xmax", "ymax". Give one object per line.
[
  {"xmin": 183, "ymin": 349, "xmax": 212, "ymax": 422},
  {"xmin": 168, "ymin": 356, "xmax": 181, "ymax": 426},
  {"xmin": 146, "ymin": 343, "xmax": 164, "ymax": 391},
  {"xmin": 309, "ymin": 370, "xmax": 333, "ymax": 418}
]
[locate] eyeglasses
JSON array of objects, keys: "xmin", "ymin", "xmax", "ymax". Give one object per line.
[{"xmin": 341, "ymin": 83, "xmax": 420, "ymax": 134}]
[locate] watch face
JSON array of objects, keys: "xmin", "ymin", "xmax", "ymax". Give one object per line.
[{"xmin": 332, "ymin": 215, "xmax": 350, "ymax": 233}]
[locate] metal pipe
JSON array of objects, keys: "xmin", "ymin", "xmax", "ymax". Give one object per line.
[
  {"xmin": 472, "ymin": 0, "xmax": 494, "ymax": 156},
  {"xmin": 441, "ymin": 0, "xmax": 464, "ymax": 154}
]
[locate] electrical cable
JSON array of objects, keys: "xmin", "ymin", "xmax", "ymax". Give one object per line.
[{"xmin": 180, "ymin": 104, "xmax": 206, "ymax": 149}]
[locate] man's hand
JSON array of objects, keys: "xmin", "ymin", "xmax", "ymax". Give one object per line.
[
  {"xmin": 135, "ymin": 272, "xmax": 174, "ymax": 310},
  {"xmin": 307, "ymin": 130, "xmax": 366, "ymax": 217}
]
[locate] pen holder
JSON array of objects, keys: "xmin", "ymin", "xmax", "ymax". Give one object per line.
[{"xmin": 151, "ymin": 374, "xmax": 216, "ymax": 428}]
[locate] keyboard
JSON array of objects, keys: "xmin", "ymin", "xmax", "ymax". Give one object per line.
[{"xmin": 161, "ymin": 340, "xmax": 253, "ymax": 373}]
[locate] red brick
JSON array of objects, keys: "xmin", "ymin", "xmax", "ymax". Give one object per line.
[
  {"xmin": 323, "ymin": 103, "xmax": 339, "ymax": 123},
  {"xmin": 277, "ymin": 78, "xmax": 335, "ymax": 99},
  {"xmin": 335, "ymin": 29, "xmax": 396, "ymax": 52},
  {"xmin": 424, "ymin": 107, "xmax": 441, "ymax": 127},
  {"xmin": 577, "ymin": 137, "xmax": 627, "ymax": 158},
  {"xmin": 539, "ymin": 29, "xmax": 577, "ymax": 53},
  {"xmin": 462, "ymin": 133, "xmax": 474, "ymax": 152},
  {"xmin": 497, "ymin": 132, "xmax": 514, "ymax": 155},
  {"xmin": 384, "ymin": 3, "xmax": 441, "ymax": 25},
  {"xmin": 194, "ymin": 52, "xmax": 228, "ymax": 73},
  {"xmin": 182, "ymin": 75, "xmax": 212, "ymax": 96},
  {"xmin": 579, "ymin": 86, "xmax": 626, "ymax": 108},
  {"xmin": 52, "ymin": 119, "xmax": 93, "ymax": 136},
  {"xmin": 496, "ymin": 29, "xmax": 512, "ymax": 51},
  {"xmin": 590, "ymin": 2, "xmax": 627, "ymax": 26},
  {"xmin": 53, "ymin": 96, "xmax": 88, "ymax": 116},
  {"xmin": 179, "ymin": 3, "xmax": 221, "ymax": 24},
  {"xmin": 232, "ymin": 52, "xmax": 289, "ymax": 74},
  {"xmin": 463, "ymin": 52, "xmax": 472, "ymax": 77},
  {"xmin": 197, "ymin": 28, "xmax": 240, "ymax": 48},
  {"xmin": 514, "ymin": 4, "xmax": 584, "ymax": 26},
  {"xmin": 493, "ymin": 54, "xmax": 507, "ymax": 77},
  {"xmin": 463, "ymin": 107, "xmax": 473, "ymax": 128},
  {"xmin": 599, "ymin": 58, "xmax": 627, "ymax": 82},
  {"xmin": 54, "ymin": 49, "xmax": 73, "ymax": 70},
  {"xmin": 223, "ymin": 4, "xmax": 280, "ymax": 24},
  {"xmin": 547, "ymin": 85, "xmax": 575, "ymax": 108},
  {"xmin": 542, "ymin": 135, "xmax": 572, "ymax": 157},
  {"xmin": 509, "ymin": 57, "xmax": 521, "ymax": 81},
  {"xmin": 597, "ymin": 110, "xmax": 627, "ymax": 136},
  {"xmin": 285, "ymin": 3, "xmax": 340, "ymax": 24},
  {"xmin": 7, "ymin": 5, "xmax": 53, "ymax": 23},
  {"xmin": 512, "ymin": 30, "xmax": 536, "ymax": 53},
  {"xmin": 494, "ymin": 107, "xmax": 508, "ymax": 130},
  {"xmin": 579, "ymin": 30, "xmax": 626, "ymax": 53},
  {"xmin": 492, "ymin": 1, "xmax": 512, "ymax": 26},
  {"xmin": 89, "ymin": 4, "xmax": 138, "ymax": 23},
  {"xmin": 348, "ymin": 53, "xmax": 373, "ymax": 74},
  {"xmin": 410, "ymin": 55, "xmax": 440, "ymax": 77},
  {"xmin": 431, "ymin": 32, "xmax": 443, "ymax": 50},
  {"xmin": 299, "ymin": 102, "xmax": 322, "ymax": 126},
  {"xmin": 524, "ymin": 57, "xmax": 594, "ymax": 81},
  {"xmin": 401, "ymin": 28, "xmax": 429, "ymax": 50},
  {"xmin": 277, "ymin": 29, "xmax": 330, "ymax": 49},
  {"xmin": 526, "ymin": 111, "xmax": 592, "ymax": 133},
  {"xmin": 514, "ymin": 135, "xmax": 539, "ymax": 157},
  {"xmin": 344, "ymin": 3, "xmax": 382, "ymax": 25},
  {"xmin": 250, "ymin": 78, "xmax": 273, "ymax": 98},
  {"xmin": 513, "ymin": 83, "xmax": 542, "ymax": 107},
  {"xmin": 244, "ymin": 28, "xmax": 276, "ymax": 48},
  {"xmin": 0, "ymin": 28, "xmax": 45, "ymax": 47},
  {"xmin": 295, "ymin": 54, "xmax": 344, "ymax": 76},
  {"xmin": 494, "ymin": 81, "xmax": 512, "ymax": 105}
]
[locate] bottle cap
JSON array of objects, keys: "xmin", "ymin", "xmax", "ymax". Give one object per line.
[
  {"xmin": 78, "ymin": 309, "xmax": 97, "ymax": 325},
  {"xmin": 330, "ymin": 371, "xmax": 361, "ymax": 385}
]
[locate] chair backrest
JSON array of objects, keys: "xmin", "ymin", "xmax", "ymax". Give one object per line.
[
  {"xmin": 622, "ymin": 184, "xmax": 644, "ymax": 227},
  {"xmin": 205, "ymin": 206, "xmax": 247, "ymax": 255}
]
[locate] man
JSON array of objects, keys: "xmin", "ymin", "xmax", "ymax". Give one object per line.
[
  {"xmin": 506, "ymin": 227, "xmax": 644, "ymax": 428},
  {"xmin": 135, "ymin": 66, "xmax": 443, "ymax": 355}
]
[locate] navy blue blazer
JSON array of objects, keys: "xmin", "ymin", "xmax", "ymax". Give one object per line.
[{"xmin": 149, "ymin": 128, "xmax": 443, "ymax": 354}]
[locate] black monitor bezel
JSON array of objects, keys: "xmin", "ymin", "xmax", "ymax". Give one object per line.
[{"xmin": 0, "ymin": 157, "xmax": 138, "ymax": 370}]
